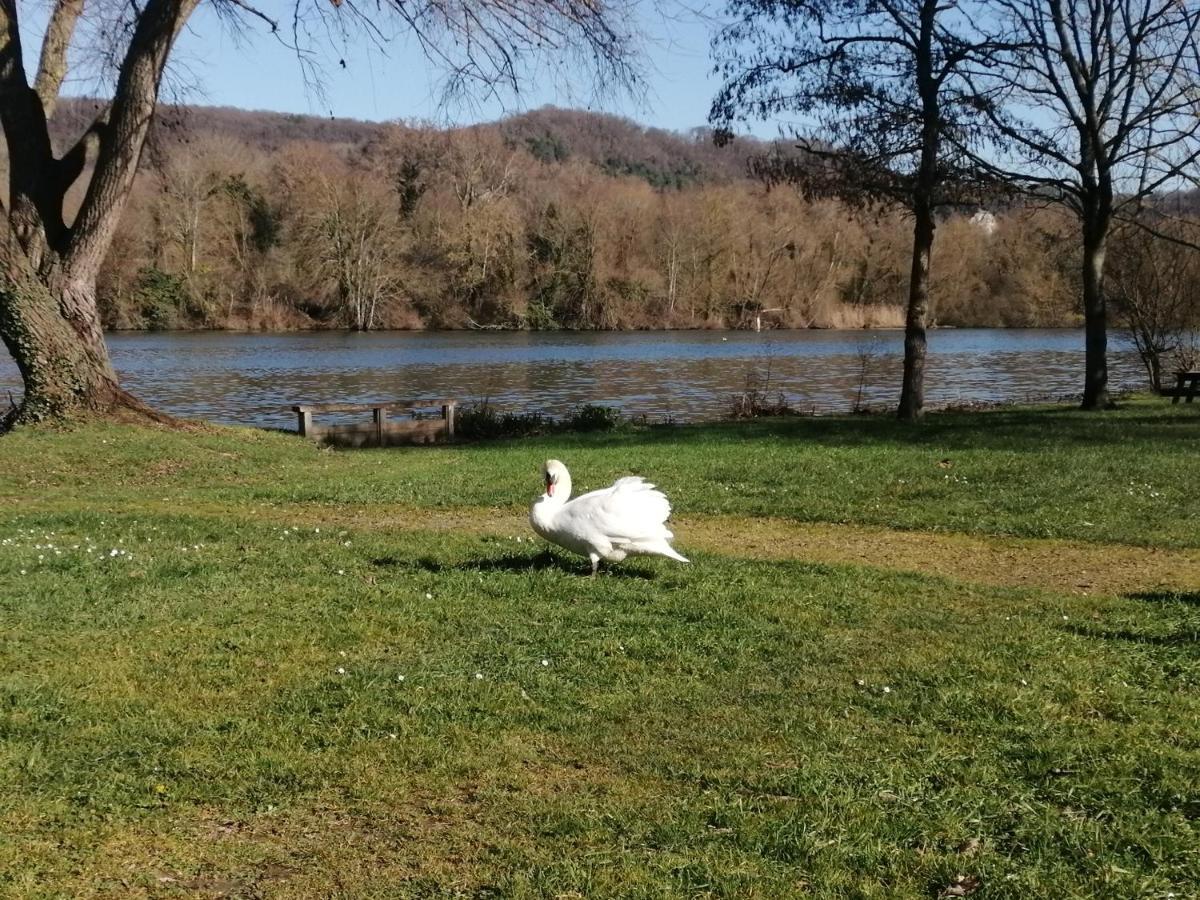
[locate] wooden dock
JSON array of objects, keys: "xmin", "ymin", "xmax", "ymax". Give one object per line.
[{"xmin": 292, "ymin": 399, "xmax": 457, "ymax": 446}]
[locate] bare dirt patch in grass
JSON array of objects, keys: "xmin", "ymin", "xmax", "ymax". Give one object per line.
[{"xmin": 680, "ymin": 516, "xmax": 1200, "ymax": 597}]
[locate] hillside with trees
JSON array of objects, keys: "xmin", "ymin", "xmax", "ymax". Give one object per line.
[{"xmin": 21, "ymin": 100, "xmax": 1082, "ymax": 333}]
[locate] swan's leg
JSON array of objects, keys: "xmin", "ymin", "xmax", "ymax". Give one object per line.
[{"xmin": 589, "ymin": 553, "xmax": 601, "ymax": 576}]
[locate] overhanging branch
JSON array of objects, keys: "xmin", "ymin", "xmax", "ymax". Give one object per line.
[
  {"xmin": 33, "ymin": 0, "xmax": 85, "ymax": 118},
  {"xmin": 1113, "ymin": 208, "xmax": 1200, "ymax": 254},
  {"xmin": 66, "ymin": 0, "xmax": 201, "ymax": 276}
]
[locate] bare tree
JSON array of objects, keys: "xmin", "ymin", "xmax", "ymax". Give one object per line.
[
  {"xmin": 297, "ymin": 172, "xmax": 409, "ymax": 331},
  {"xmin": 961, "ymin": 0, "xmax": 1200, "ymax": 409},
  {"xmin": 0, "ymin": 0, "xmax": 637, "ymax": 425},
  {"xmin": 150, "ymin": 136, "xmax": 238, "ymax": 280},
  {"xmin": 711, "ymin": 0, "xmax": 991, "ymax": 421},
  {"xmin": 1108, "ymin": 221, "xmax": 1200, "ymax": 392}
]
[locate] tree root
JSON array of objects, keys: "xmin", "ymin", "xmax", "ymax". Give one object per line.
[{"xmin": 2, "ymin": 383, "xmax": 195, "ymax": 433}]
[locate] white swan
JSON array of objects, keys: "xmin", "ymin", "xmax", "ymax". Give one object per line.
[{"xmin": 529, "ymin": 459, "xmax": 689, "ymax": 575}]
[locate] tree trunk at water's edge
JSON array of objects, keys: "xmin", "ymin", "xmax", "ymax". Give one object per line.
[
  {"xmin": 0, "ymin": 0, "xmax": 199, "ymax": 426},
  {"xmin": 0, "ymin": 257, "xmax": 151, "ymax": 425},
  {"xmin": 1080, "ymin": 226, "xmax": 1110, "ymax": 410},
  {"xmin": 898, "ymin": 204, "xmax": 932, "ymax": 422},
  {"xmin": 896, "ymin": 0, "xmax": 939, "ymax": 424}
]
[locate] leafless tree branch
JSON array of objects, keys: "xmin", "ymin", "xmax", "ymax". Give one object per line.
[{"xmin": 33, "ymin": 0, "xmax": 86, "ymax": 118}]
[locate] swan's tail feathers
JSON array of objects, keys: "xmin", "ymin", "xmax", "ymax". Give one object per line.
[
  {"xmin": 597, "ymin": 476, "xmax": 687, "ymax": 563},
  {"xmin": 628, "ymin": 538, "xmax": 689, "ymax": 563},
  {"xmin": 659, "ymin": 545, "xmax": 690, "ymax": 564}
]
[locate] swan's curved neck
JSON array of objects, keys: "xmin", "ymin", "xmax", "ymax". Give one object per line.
[{"xmin": 546, "ymin": 469, "xmax": 572, "ymax": 504}]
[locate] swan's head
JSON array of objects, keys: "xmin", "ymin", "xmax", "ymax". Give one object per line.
[{"xmin": 541, "ymin": 459, "xmax": 570, "ymax": 498}]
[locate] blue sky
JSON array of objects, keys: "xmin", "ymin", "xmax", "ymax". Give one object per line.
[{"xmin": 158, "ymin": 1, "xmax": 732, "ymax": 133}]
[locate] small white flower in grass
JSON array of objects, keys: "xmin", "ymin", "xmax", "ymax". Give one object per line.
[
  {"xmin": 389, "ymin": 733, "xmax": 397, "ymax": 740},
  {"xmin": 541, "ymin": 659, "xmax": 550, "ymax": 667},
  {"xmin": 882, "ymin": 686, "xmax": 892, "ymax": 694},
  {"xmin": 396, "ymin": 675, "xmax": 405, "ymax": 682},
  {"xmin": 474, "ymin": 672, "xmax": 483, "ymax": 680},
  {"xmin": 339, "ymin": 651, "xmax": 347, "ymax": 658},
  {"xmin": 343, "ymin": 541, "xmax": 352, "ymax": 547},
  {"xmin": 336, "ymin": 667, "xmax": 346, "ymax": 675},
  {"xmin": 38, "ymin": 555, "xmax": 44, "ymax": 561},
  {"xmin": 425, "ymin": 592, "xmax": 433, "ymax": 600},
  {"xmin": 337, "ymin": 569, "xmax": 345, "ymax": 576},
  {"xmin": 1020, "ymin": 679, "xmax": 1028, "ymax": 686},
  {"xmin": 19, "ymin": 569, "xmax": 26, "ymax": 575},
  {"xmin": 1062, "ymin": 614, "xmax": 1069, "ymax": 621}
]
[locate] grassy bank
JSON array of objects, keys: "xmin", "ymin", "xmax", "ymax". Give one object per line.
[{"xmin": 1, "ymin": 399, "xmax": 1197, "ymax": 897}]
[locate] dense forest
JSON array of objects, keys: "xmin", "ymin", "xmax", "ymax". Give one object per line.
[{"xmin": 43, "ymin": 100, "xmax": 1083, "ymax": 332}]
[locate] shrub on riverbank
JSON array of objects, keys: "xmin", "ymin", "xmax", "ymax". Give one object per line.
[{"xmin": 456, "ymin": 401, "xmax": 621, "ymax": 440}]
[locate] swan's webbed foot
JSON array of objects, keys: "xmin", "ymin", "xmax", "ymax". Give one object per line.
[{"xmin": 589, "ymin": 554, "xmax": 600, "ymax": 576}]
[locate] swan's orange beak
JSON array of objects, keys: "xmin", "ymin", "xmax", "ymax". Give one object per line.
[{"xmin": 546, "ymin": 478, "xmax": 555, "ymax": 497}]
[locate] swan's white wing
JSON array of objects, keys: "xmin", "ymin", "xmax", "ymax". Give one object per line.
[{"xmin": 560, "ymin": 476, "xmax": 674, "ymax": 543}]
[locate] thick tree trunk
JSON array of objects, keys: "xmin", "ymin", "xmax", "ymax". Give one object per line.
[
  {"xmin": 898, "ymin": 0, "xmax": 939, "ymax": 424},
  {"xmin": 898, "ymin": 205, "xmax": 932, "ymax": 422},
  {"xmin": 0, "ymin": 267, "xmax": 114, "ymax": 422},
  {"xmin": 0, "ymin": 0, "xmax": 198, "ymax": 427},
  {"xmin": 0, "ymin": 254, "xmax": 166, "ymax": 425},
  {"xmin": 1080, "ymin": 226, "xmax": 1110, "ymax": 410}
]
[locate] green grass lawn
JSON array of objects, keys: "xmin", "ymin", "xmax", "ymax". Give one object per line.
[{"xmin": 1, "ymin": 399, "xmax": 1197, "ymax": 897}]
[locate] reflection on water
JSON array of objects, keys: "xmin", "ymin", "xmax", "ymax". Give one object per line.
[{"xmin": 0, "ymin": 329, "xmax": 1145, "ymax": 428}]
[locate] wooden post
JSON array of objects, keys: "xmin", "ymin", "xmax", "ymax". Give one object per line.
[
  {"xmin": 442, "ymin": 401, "xmax": 457, "ymax": 439},
  {"xmin": 373, "ymin": 406, "xmax": 388, "ymax": 445},
  {"xmin": 295, "ymin": 406, "xmax": 312, "ymax": 437}
]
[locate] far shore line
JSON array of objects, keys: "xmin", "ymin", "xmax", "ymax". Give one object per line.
[{"xmin": 97, "ymin": 324, "xmax": 1094, "ymax": 336}]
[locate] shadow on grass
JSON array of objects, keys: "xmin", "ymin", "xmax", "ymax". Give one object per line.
[
  {"xmin": 371, "ymin": 551, "xmax": 656, "ymax": 579},
  {"xmin": 471, "ymin": 403, "xmax": 1199, "ymax": 455},
  {"xmin": 1124, "ymin": 590, "xmax": 1200, "ymax": 607},
  {"xmin": 1066, "ymin": 624, "xmax": 1198, "ymax": 648},
  {"xmin": 249, "ymin": 398, "xmax": 1196, "ymax": 459}
]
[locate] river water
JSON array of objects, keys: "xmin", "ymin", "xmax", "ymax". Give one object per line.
[{"xmin": 0, "ymin": 329, "xmax": 1144, "ymax": 428}]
